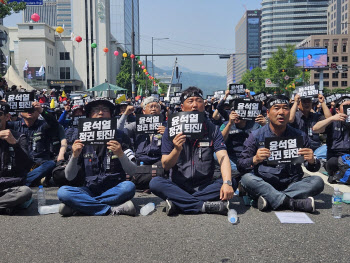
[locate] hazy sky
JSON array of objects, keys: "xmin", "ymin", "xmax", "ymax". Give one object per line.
[{"xmin": 4, "ymin": 0, "xmax": 262, "ymax": 76}]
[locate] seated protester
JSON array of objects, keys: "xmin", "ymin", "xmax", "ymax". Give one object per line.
[
  {"xmin": 313, "ymin": 96, "xmax": 350, "ymax": 183},
  {"xmin": 220, "ymin": 109, "xmax": 263, "ymax": 177},
  {"xmin": 0, "ymin": 102, "xmax": 33, "ymax": 214},
  {"xmin": 237, "ymin": 95, "xmax": 324, "ymax": 213},
  {"xmin": 49, "ymin": 124, "xmax": 67, "ymax": 162},
  {"xmin": 289, "ymin": 94, "xmax": 331, "ymax": 160},
  {"xmin": 57, "ymin": 98, "xmax": 137, "ymax": 217},
  {"xmin": 123, "ymin": 96, "xmax": 166, "ymax": 190},
  {"xmin": 115, "ymin": 101, "xmax": 136, "ymax": 124},
  {"xmin": 64, "ymin": 105, "xmax": 85, "ymax": 154},
  {"xmin": 150, "ymin": 87, "xmax": 236, "ymax": 216},
  {"xmin": 7, "ymin": 102, "xmax": 58, "ymax": 186}
]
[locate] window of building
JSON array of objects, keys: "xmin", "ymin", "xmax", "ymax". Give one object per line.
[
  {"xmin": 59, "ymin": 52, "xmax": 70, "ymax": 60},
  {"xmin": 324, "ymin": 81, "xmax": 329, "ymax": 87},
  {"xmin": 332, "ymin": 81, "xmax": 339, "ymax": 86},
  {"xmin": 343, "ymin": 45, "xmax": 347, "ymax": 52},
  {"xmin": 334, "ymin": 45, "xmax": 338, "ymax": 52},
  {"xmin": 29, "ymin": 26, "xmax": 33, "ymax": 30},
  {"xmin": 341, "ymin": 81, "xmax": 348, "ymax": 86},
  {"xmin": 314, "ymin": 73, "xmax": 320, "ymax": 79},
  {"xmin": 342, "ymin": 56, "xmax": 348, "ymax": 62},
  {"xmin": 333, "ymin": 72, "xmax": 339, "ymax": 78},
  {"xmin": 60, "ymin": 67, "xmax": 70, "ymax": 79},
  {"xmin": 324, "ymin": 73, "xmax": 330, "ymax": 78},
  {"xmin": 342, "ymin": 72, "xmax": 348, "ymax": 78},
  {"xmin": 333, "ymin": 56, "xmax": 339, "ymax": 62}
]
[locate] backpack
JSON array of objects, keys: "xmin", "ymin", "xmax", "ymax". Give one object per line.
[{"xmin": 335, "ymin": 154, "xmax": 350, "ymax": 184}]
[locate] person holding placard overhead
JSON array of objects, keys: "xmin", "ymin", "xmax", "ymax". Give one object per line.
[
  {"xmin": 237, "ymin": 95, "xmax": 324, "ymax": 213},
  {"xmin": 150, "ymin": 87, "xmax": 235, "ymax": 216},
  {"xmin": 57, "ymin": 98, "xmax": 137, "ymax": 217}
]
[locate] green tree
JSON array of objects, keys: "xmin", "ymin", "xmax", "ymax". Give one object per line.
[
  {"xmin": 241, "ymin": 67, "xmax": 266, "ymax": 93},
  {"xmin": 0, "ymin": 1, "xmax": 26, "ymax": 19}
]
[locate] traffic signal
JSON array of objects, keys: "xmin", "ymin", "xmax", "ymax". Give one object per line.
[
  {"xmin": 249, "ymin": 79, "xmax": 254, "ymax": 82},
  {"xmin": 279, "ymin": 69, "xmax": 287, "ymax": 73},
  {"xmin": 303, "ymin": 68, "xmax": 310, "ymax": 72}
]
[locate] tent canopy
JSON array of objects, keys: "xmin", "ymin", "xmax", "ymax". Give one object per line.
[{"xmin": 87, "ymin": 82, "xmax": 127, "ymax": 92}]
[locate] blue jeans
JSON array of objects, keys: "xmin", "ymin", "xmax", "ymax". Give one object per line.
[
  {"xmin": 57, "ymin": 181, "xmax": 136, "ymax": 216},
  {"xmin": 240, "ymin": 173, "xmax": 324, "ymax": 210},
  {"xmin": 314, "ymin": 144, "xmax": 327, "ymax": 160},
  {"xmin": 25, "ymin": 160, "xmax": 56, "ymax": 186}
]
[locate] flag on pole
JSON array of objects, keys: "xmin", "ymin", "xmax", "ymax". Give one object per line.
[
  {"xmin": 2, "ymin": 55, "xmax": 8, "ymax": 66},
  {"xmin": 38, "ymin": 64, "xmax": 45, "ymax": 76},
  {"xmin": 70, "ymin": 32, "xmax": 75, "ymax": 41},
  {"xmin": 23, "ymin": 60, "xmax": 29, "ymax": 71}
]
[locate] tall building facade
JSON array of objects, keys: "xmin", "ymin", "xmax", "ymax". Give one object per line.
[
  {"xmin": 227, "ymin": 55, "xmax": 236, "ymax": 87},
  {"xmin": 110, "ymin": 0, "xmax": 140, "ymax": 54},
  {"xmin": 261, "ymin": 0, "xmax": 328, "ymax": 68},
  {"xmin": 235, "ymin": 10, "xmax": 261, "ymax": 82},
  {"xmin": 56, "ymin": 0, "xmax": 72, "ymax": 34},
  {"xmin": 328, "ymin": 0, "xmax": 350, "ymax": 35}
]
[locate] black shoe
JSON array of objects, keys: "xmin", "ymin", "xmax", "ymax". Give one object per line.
[
  {"xmin": 203, "ymin": 201, "xmax": 229, "ymax": 215},
  {"xmin": 237, "ymin": 182, "xmax": 247, "ymax": 197},
  {"xmin": 289, "ymin": 197, "xmax": 315, "ymax": 213},
  {"xmin": 59, "ymin": 203, "xmax": 75, "ymax": 217},
  {"xmin": 328, "ymin": 176, "xmax": 337, "ymax": 184},
  {"xmin": 257, "ymin": 196, "xmax": 268, "ymax": 211},
  {"xmin": 164, "ymin": 199, "xmax": 178, "ymax": 216}
]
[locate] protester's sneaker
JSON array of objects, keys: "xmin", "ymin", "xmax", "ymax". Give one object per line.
[
  {"xmin": 328, "ymin": 175, "xmax": 337, "ymax": 184},
  {"xmin": 203, "ymin": 201, "xmax": 229, "ymax": 215},
  {"xmin": 289, "ymin": 197, "xmax": 315, "ymax": 213},
  {"xmin": 238, "ymin": 182, "xmax": 247, "ymax": 197},
  {"xmin": 257, "ymin": 196, "xmax": 268, "ymax": 211},
  {"xmin": 164, "ymin": 199, "xmax": 178, "ymax": 216},
  {"xmin": 59, "ymin": 203, "xmax": 75, "ymax": 217},
  {"xmin": 110, "ymin": 200, "xmax": 136, "ymax": 216}
]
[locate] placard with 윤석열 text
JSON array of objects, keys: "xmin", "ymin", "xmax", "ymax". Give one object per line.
[
  {"xmin": 168, "ymin": 111, "xmax": 205, "ymax": 140},
  {"xmin": 5, "ymin": 92, "xmax": 34, "ymax": 112},
  {"xmin": 265, "ymin": 136, "xmax": 304, "ymax": 165},
  {"xmin": 325, "ymin": 94, "xmax": 342, "ymax": 104},
  {"xmin": 232, "ymin": 99, "xmax": 262, "ymax": 120},
  {"xmin": 78, "ymin": 118, "xmax": 117, "ymax": 145},
  {"xmin": 136, "ymin": 114, "xmax": 164, "ymax": 134},
  {"xmin": 229, "ymin": 84, "xmax": 246, "ymax": 95},
  {"xmin": 344, "ymin": 105, "xmax": 350, "ymax": 122},
  {"xmin": 214, "ymin": 90, "xmax": 225, "ymax": 100},
  {"xmin": 296, "ymin": 85, "xmax": 318, "ymax": 98},
  {"xmin": 72, "ymin": 116, "xmax": 86, "ymax": 127},
  {"xmin": 170, "ymin": 96, "xmax": 181, "ymax": 104},
  {"xmin": 253, "ymin": 92, "xmax": 267, "ymax": 102}
]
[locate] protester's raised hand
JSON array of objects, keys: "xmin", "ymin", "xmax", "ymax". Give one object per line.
[
  {"xmin": 318, "ymin": 94, "xmax": 325, "ymax": 104},
  {"xmin": 157, "ymin": 125, "xmax": 166, "ymax": 135},
  {"xmin": 124, "ymin": 105, "xmax": 134, "ymax": 115},
  {"xmin": 32, "ymin": 101, "xmax": 43, "ymax": 114},
  {"xmin": 255, "ymin": 114, "xmax": 267, "ymax": 126},
  {"xmin": 228, "ymin": 111, "xmax": 240, "ymax": 124},
  {"xmin": 0, "ymin": 130, "xmax": 17, "ymax": 144},
  {"xmin": 332, "ymin": 113, "xmax": 347, "ymax": 122},
  {"xmin": 298, "ymin": 148, "xmax": 315, "ymax": 164},
  {"xmin": 72, "ymin": 140, "xmax": 84, "ymax": 158},
  {"xmin": 173, "ymin": 132, "xmax": 186, "ymax": 151},
  {"xmin": 253, "ymin": 148, "xmax": 270, "ymax": 164},
  {"xmin": 107, "ymin": 140, "xmax": 124, "ymax": 157}
]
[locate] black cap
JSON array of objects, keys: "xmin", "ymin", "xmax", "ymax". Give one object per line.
[
  {"xmin": 84, "ymin": 98, "xmax": 115, "ymax": 117},
  {"xmin": 0, "ymin": 102, "xmax": 10, "ymax": 114}
]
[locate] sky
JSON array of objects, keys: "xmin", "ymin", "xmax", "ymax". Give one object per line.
[{"xmin": 3, "ymin": 0, "xmax": 262, "ymax": 76}]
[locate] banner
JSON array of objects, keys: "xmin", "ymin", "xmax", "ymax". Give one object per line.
[
  {"xmin": 232, "ymin": 99, "xmax": 262, "ymax": 120},
  {"xmin": 229, "ymin": 84, "xmax": 246, "ymax": 95},
  {"xmin": 78, "ymin": 118, "xmax": 117, "ymax": 145},
  {"xmin": 168, "ymin": 111, "xmax": 205, "ymax": 140},
  {"xmin": 136, "ymin": 114, "xmax": 164, "ymax": 134},
  {"xmin": 5, "ymin": 92, "xmax": 34, "ymax": 112},
  {"xmin": 265, "ymin": 136, "xmax": 304, "ymax": 165}
]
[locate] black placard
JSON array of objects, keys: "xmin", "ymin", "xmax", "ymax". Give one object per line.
[
  {"xmin": 344, "ymin": 105, "xmax": 350, "ymax": 122},
  {"xmin": 175, "ymin": 92, "xmax": 182, "ymax": 97},
  {"xmin": 265, "ymin": 136, "xmax": 304, "ymax": 165},
  {"xmin": 253, "ymin": 92, "xmax": 267, "ymax": 102},
  {"xmin": 136, "ymin": 114, "xmax": 164, "ymax": 134},
  {"xmin": 229, "ymin": 84, "xmax": 246, "ymax": 95},
  {"xmin": 296, "ymin": 85, "xmax": 318, "ymax": 98},
  {"xmin": 326, "ymin": 93, "xmax": 342, "ymax": 104},
  {"xmin": 72, "ymin": 116, "xmax": 86, "ymax": 127},
  {"xmin": 168, "ymin": 111, "xmax": 205, "ymax": 139},
  {"xmin": 5, "ymin": 92, "xmax": 34, "ymax": 112},
  {"xmin": 233, "ymin": 99, "xmax": 262, "ymax": 120},
  {"xmin": 170, "ymin": 96, "xmax": 181, "ymax": 104},
  {"xmin": 73, "ymin": 99, "xmax": 85, "ymax": 106},
  {"xmin": 78, "ymin": 118, "xmax": 117, "ymax": 145}
]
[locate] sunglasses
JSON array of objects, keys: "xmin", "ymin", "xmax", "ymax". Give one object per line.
[{"xmin": 23, "ymin": 108, "xmax": 35, "ymax": 114}]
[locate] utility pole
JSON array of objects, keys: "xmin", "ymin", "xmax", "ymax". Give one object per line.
[{"xmin": 131, "ymin": 0, "xmax": 136, "ymax": 99}]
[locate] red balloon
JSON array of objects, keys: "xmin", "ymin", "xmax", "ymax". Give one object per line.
[
  {"xmin": 75, "ymin": 36, "xmax": 82, "ymax": 43},
  {"xmin": 141, "ymin": 66, "xmax": 145, "ymax": 69},
  {"xmin": 103, "ymin": 47, "xmax": 109, "ymax": 53},
  {"xmin": 138, "ymin": 61, "xmax": 142, "ymax": 65},
  {"xmin": 114, "ymin": 51, "xmax": 119, "ymax": 56},
  {"xmin": 31, "ymin": 13, "xmax": 40, "ymax": 22},
  {"xmin": 130, "ymin": 54, "xmax": 135, "ymax": 59},
  {"xmin": 145, "ymin": 72, "xmax": 148, "ymax": 75}
]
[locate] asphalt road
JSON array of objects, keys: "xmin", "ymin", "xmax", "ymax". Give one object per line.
[{"xmin": 1, "ymin": 171, "xmax": 350, "ymax": 263}]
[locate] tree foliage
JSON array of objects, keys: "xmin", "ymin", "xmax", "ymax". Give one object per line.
[{"xmin": 0, "ymin": 1, "xmax": 26, "ymax": 19}]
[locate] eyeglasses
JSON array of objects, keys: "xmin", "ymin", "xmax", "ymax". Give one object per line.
[{"xmin": 91, "ymin": 107, "xmax": 110, "ymax": 113}]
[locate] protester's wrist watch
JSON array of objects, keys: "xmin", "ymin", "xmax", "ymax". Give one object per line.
[{"xmin": 223, "ymin": 180, "xmax": 232, "ymax": 186}]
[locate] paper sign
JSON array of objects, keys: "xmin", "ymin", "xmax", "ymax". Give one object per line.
[
  {"xmin": 275, "ymin": 212, "xmax": 314, "ymax": 224},
  {"xmin": 253, "ymin": 92, "xmax": 267, "ymax": 102},
  {"xmin": 174, "ymin": 92, "xmax": 182, "ymax": 97},
  {"xmin": 170, "ymin": 96, "xmax": 181, "ymax": 104},
  {"xmin": 168, "ymin": 111, "xmax": 205, "ymax": 140},
  {"xmin": 78, "ymin": 118, "xmax": 117, "ymax": 145},
  {"xmin": 233, "ymin": 100, "xmax": 262, "ymax": 120},
  {"xmin": 136, "ymin": 114, "xmax": 164, "ymax": 134},
  {"xmin": 73, "ymin": 99, "xmax": 85, "ymax": 106},
  {"xmin": 5, "ymin": 92, "xmax": 35, "ymax": 112},
  {"xmin": 326, "ymin": 93, "xmax": 342, "ymax": 104},
  {"xmin": 214, "ymin": 90, "xmax": 225, "ymax": 100},
  {"xmin": 296, "ymin": 85, "xmax": 318, "ymax": 98},
  {"xmin": 229, "ymin": 84, "xmax": 246, "ymax": 95},
  {"xmin": 265, "ymin": 136, "xmax": 304, "ymax": 165},
  {"xmin": 344, "ymin": 105, "xmax": 350, "ymax": 122},
  {"xmin": 72, "ymin": 116, "xmax": 86, "ymax": 127}
]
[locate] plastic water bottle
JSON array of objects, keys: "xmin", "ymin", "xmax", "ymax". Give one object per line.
[
  {"xmin": 140, "ymin": 162, "xmax": 144, "ymax": 166},
  {"xmin": 140, "ymin": 202, "xmax": 155, "ymax": 216},
  {"xmin": 332, "ymin": 187, "xmax": 343, "ymax": 219},
  {"xmin": 227, "ymin": 209, "xmax": 238, "ymax": 224},
  {"xmin": 37, "ymin": 185, "xmax": 46, "ymax": 210}
]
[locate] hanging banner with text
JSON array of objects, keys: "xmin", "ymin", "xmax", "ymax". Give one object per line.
[
  {"xmin": 136, "ymin": 114, "xmax": 164, "ymax": 134},
  {"xmin": 78, "ymin": 118, "xmax": 117, "ymax": 145},
  {"xmin": 265, "ymin": 136, "xmax": 304, "ymax": 165},
  {"xmin": 232, "ymin": 99, "xmax": 262, "ymax": 120},
  {"xmin": 168, "ymin": 111, "xmax": 205, "ymax": 140},
  {"xmin": 5, "ymin": 92, "xmax": 34, "ymax": 112},
  {"xmin": 229, "ymin": 84, "xmax": 246, "ymax": 95}
]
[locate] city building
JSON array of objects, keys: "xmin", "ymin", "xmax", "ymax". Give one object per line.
[
  {"xmin": 298, "ymin": 34, "xmax": 350, "ymax": 90},
  {"xmin": 328, "ymin": 0, "xmax": 349, "ymax": 35},
  {"xmin": 261, "ymin": 0, "xmax": 328, "ymax": 69},
  {"xmin": 235, "ymin": 10, "xmax": 261, "ymax": 82},
  {"xmin": 110, "ymin": 0, "xmax": 140, "ymax": 54},
  {"xmin": 56, "ymin": 0, "xmax": 72, "ymax": 34},
  {"xmin": 227, "ymin": 54, "xmax": 236, "ymax": 87}
]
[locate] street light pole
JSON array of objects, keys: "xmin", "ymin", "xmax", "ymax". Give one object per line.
[
  {"xmin": 131, "ymin": 0, "xmax": 136, "ymax": 99},
  {"xmin": 152, "ymin": 37, "xmax": 169, "ymax": 92}
]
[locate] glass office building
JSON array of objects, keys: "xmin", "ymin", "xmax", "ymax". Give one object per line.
[
  {"xmin": 235, "ymin": 10, "xmax": 261, "ymax": 82},
  {"xmin": 110, "ymin": 0, "xmax": 140, "ymax": 54},
  {"xmin": 261, "ymin": 0, "xmax": 328, "ymax": 68}
]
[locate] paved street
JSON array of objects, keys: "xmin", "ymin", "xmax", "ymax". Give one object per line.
[{"xmin": 1, "ymin": 170, "xmax": 350, "ymax": 263}]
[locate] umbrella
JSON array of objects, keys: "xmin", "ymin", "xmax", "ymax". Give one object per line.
[{"xmin": 87, "ymin": 82, "xmax": 127, "ymax": 92}]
